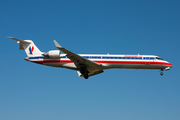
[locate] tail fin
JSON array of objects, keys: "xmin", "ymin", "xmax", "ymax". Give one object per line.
[{"xmin": 8, "ymin": 37, "xmax": 42, "ymax": 57}]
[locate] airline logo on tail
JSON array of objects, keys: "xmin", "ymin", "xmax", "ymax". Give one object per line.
[{"xmin": 29, "ymin": 46, "xmax": 34, "ymax": 54}]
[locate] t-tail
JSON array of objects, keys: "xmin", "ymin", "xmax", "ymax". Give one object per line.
[{"xmin": 8, "ymin": 37, "xmax": 42, "ymax": 57}]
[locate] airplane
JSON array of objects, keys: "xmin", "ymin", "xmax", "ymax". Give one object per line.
[{"xmin": 9, "ymin": 37, "xmax": 173, "ymax": 79}]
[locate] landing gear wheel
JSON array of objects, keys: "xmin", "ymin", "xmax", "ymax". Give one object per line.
[
  {"xmin": 84, "ymin": 74, "xmax": 89, "ymax": 79},
  {"xmin": 160, "ymin": 69, "xmax": 164, "ymax": 76},
  {"xmin": 160, "ymin": 72, "xmax": 163, "ymax": 76}
]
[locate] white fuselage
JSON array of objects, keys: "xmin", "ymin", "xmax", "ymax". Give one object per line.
[
  {"xmin": 9, "ymin": 37, "xmax": 173, "ymax": 78},
  {"xmin": 26, "ymin": 54, "xmax": 173, "ymax": 70}
]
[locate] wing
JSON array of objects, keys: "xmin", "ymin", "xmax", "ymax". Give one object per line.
[{"xmin": 53, "ymin": 40, "xmax": 104, "ymax": 77}]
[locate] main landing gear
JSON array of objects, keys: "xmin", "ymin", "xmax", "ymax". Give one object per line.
[
  {"xmin": 80, "ymin": 68, "xmax": 89, "ymax": 79},
  {"xmin": 84, "ymin": 73, "xmax": 89, "ymax": 79}
]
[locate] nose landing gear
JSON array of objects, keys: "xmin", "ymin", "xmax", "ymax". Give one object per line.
[
  {"xmin": 160, "ymin": 72, "xmax": 163, "ymax": 76},
  {"xmin": 160, "ymin": 69, "xmax": 164, "ymax": 76}
]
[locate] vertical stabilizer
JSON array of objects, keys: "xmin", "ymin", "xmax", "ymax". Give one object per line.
[{"xmin": 8, "ymin": 37, "xmax": 42, "ymax": 57}]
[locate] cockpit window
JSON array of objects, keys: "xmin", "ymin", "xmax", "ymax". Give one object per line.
[{"xmin": 155, "ymin": 57, "xmax": 164, "ymax": 60}]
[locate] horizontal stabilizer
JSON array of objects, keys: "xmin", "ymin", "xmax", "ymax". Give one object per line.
[
  {"xmin": 8, "ymin": 37, "xmax": 31, "ymax": 50},
  {"xmin": 8, "ymin": 37, "xmax": 31, "ymax": 44}
]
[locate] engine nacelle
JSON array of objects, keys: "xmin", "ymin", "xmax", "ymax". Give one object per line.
[{"xmin": 43, "ymin": 50, "xmax": 61, "ymax": 59}]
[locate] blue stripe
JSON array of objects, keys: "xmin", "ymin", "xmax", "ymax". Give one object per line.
[
  {"xmin": 29, "ymin": 56, "xmax": 44, "ymax": 59},
  {"xmin": 28, "ymin": 56, "xmax": 155, "ymax": 60},
  {"xmin": 82, "ymin": 56, "xmax": 154, "ymax": 60},
  {"xmin": 60, "ymin": 56, "xmax": 66, "ymax": 58}
]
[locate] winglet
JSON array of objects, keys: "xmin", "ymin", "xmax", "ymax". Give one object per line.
[{"xmin": 53, "ymin": 40, "xmax": 62, "ymax": 48}]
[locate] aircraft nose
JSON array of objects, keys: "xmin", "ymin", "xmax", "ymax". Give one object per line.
[
  {"xmin": 169, "ymin": 63, "xmax": 173, "ymax": 67},
  {"xmin": 165, "ymin": 62, "xmax": 173, "ymax": 70}
]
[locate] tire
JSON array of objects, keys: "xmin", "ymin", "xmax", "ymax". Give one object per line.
[
  {"xmin": 160, "ymin": 72, "xmax": 163, "ymax": 76},
  {"xmin": 84, "ymin": 74, "xmax": 89, "ymax": 79}
]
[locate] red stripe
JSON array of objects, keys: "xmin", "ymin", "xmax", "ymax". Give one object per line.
[
  {"xmin": 94, "ymin": 61, "xmax": 173, "ymax": 66},
  {"xmin": 33, "ymin": 60, "xmax": 73, "ymax": 64},
  {"xmin": 32, "ymin": 60, "xmax": 173, "ymax": 66}
]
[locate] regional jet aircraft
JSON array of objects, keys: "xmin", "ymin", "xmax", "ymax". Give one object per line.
[{"xmin": 9, "ymin": 37, "xmax": 173, "ymax": 79}]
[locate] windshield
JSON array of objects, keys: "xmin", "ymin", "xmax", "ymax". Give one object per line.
[{"xmin": 155, "ymin": 57, "xmax": 164, "ymax": 60}]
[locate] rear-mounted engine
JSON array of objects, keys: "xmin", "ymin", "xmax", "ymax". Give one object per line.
[{"xmin": 43, "ymin": 50, "xmax": 61, "ymax": 59}]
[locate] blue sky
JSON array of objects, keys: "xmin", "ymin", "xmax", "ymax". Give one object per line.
[{"xmin": 0, "ymin": 0, "xmax": 180, "ymax": 120}]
